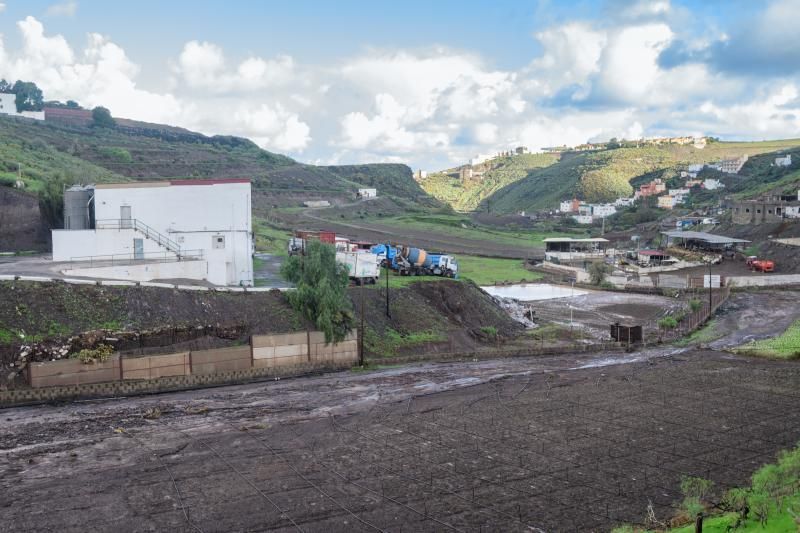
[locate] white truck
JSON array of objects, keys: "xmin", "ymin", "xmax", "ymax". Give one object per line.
[{"xmin": 336, "ymin": 251, "xmax": 380, "ymax": 284}]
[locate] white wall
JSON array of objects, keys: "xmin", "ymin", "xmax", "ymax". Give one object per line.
[
  {"xmin": 0, "ymin": 93, "xmax": 45, "ymax": 120},
  {"xmin": 55, "ymin": 181, "xmax": 253, "ymax": 286},
  {"xmin": 63, "ymin": 260, "xmax": 208, "ymax": 283}
]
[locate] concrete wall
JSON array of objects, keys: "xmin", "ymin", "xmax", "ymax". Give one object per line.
[
  {"xmin": 27, "ymin": 330, "xmax": 358, "ymax": 390},
  {"xmin": 28, "ymin": 355, "xmax": 121, "ymax": 388},
  {"xmin": 252, "ymin": 331, "xmax": 357, "ymax": 369},
  {"xmin": 63, "ymin": 259, "xmax": 208, "ymax": 283},
  {"xmin": 0, "ymin": 93, "xmax": 45, "ymax": 120},
  {"xmin": 52, "ymin": 228, "xmax": 174, "ymax": 261},
  {"xmin": 727, "ymin": 274, "xmax": 800, "ymax": 287},
  {"xmin": 541, "ymin": 261, "xmax": 592, "ymax": 283}
]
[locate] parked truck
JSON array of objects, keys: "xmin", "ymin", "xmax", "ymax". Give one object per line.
[
  {"xmin": 336, "ymin": 251, "xmax": 380, "ymax": 284},
  {"xmin": 287, "ymin": 230, "xmax": 336, "ymax": 256},
  {"xmin": 746, "ymin": 256, "xmax": 775, "ymax": 273},
  {"xmin": 370, "ymin": 243, "xmax": 458, "ymax": 278}
]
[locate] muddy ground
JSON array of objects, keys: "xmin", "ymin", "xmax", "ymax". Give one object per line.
[
  {"xmin": 2, "ymin": 345, "xmax": 800, "ymax": 532},
  {"xmin": 531, "ymin": 290, "xmax": 684, "ymax": 341}
]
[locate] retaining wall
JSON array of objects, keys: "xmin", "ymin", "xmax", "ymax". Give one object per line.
[{"xmin": 726, "ymin": 274, "xmax": 800, "ymax": 287}]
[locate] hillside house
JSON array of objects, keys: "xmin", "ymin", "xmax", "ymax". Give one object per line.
[
  {"xmin": 571, "ymin": 214, "xmax": 593, "ymax": 224},
  {"xmin": 592, "ymin": 204, "xmax": 617, "ymax": 218},
  {"xmin": 515, "ymin": 146, "xmax": 529, "ymax": 154},
  {"xmin": 732, "ymin": 199, "xmax": 790, "ymax": 224},
  {"xmin": 719, "ymin": 155, "xmax": 748, "ymax": 174},
  {"xmin": 413, "ymin": 170, "xmax": 428, "ymax": 180},
  {"xmin": 776, "ymin": 155, "xmax": 792, "ymax": 167},
  {"xmin": 559, "ymin": 199, "xmax": 580, "ymax": 213},
  {"xmin": 52, "ymin": 179, "xmax": 253, "ymax": 286},
  {"xmin": 703, "ymin": 178, "xmax": 724, "ymax": 190},
  {"xmin": 635, "ymin": 179, "xmax": 666, "ymax": 199},
  {"xmin": 357, "ymin": 188, "xmax": 377, "ymax": 199},
  {"xmin": 0, "ymin": 93, "xmax": 44, "ymax": 120},
  {"xmin": 615, "ymin": 197, "xmax": 635, "ymax": 207},
  {"xmin": 658, "ymin": 195, "xmax": 677, "ymax": 209}
]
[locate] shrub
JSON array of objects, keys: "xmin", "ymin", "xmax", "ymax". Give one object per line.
[
  {"xmin": 588, "ymin": 261, "xmax": 611, "ymax": 285},
  {"xmin": 480, "ymin": 325, "xmax": 498, "ymax": 339},
  {"xmin": 658, "ymin": 316, "xmax": 678, "ymax": 329},
  {"xmin": 72, "ymin": 344, "xmax": 114, "ymax": 364},
  {"xmin": 689, "ymin": 299, "xmax": 702, "ymax": 312}
]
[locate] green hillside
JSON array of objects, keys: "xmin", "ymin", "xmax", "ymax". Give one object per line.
[
  {"xmin": 419, "ymin": 153, "xmax": 558, "ymax": 211},
  {"xmin": 482, "ymin": 139, "xmax": 800, "ymax": 214}
]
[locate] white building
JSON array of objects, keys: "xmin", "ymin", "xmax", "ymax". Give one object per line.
[
  {"xmin": 719, "ymin": 155, "xmax": 748, "ymax": 174},
  {"xmin": 703, "ymin": 178, "xmax": 724, "ymax": 190},
  {"xmin": 776, "ymin": 155, "xmax": 792, "ymax": 167},
  {"xmin": 669, "ymin": 188, "xmax": 690, "ymax": 197},
  {"xmin": 592, "ymin": 203, "xmax": 617, "ymax": 217},
  {"xmin": 785, "ymin": 205, "xmax": 800, "ymax": 219},
  {"xmin": 559, "ymin": 200, "xmax": 577, "ymax": 213},
  {"xmin": 614, "ymin": 197, "xmax": 635, "ymax": 207},
  {"xmin": 0, "ymin": 93, "xmax": 45, "ymax": 120},
  {"xmin": 571, "ymin": 214, "xmax": 593, "ymax": 224},
  {"xmin": 52, "ymin": 179, "xmax": 253, "ymax": 286},
  {"xmin": 687, "ymin": 163, "xmax": 704, "ymax": 173},
  {"xmin": 357, "ymin": 188, "xmax": 377, "ymax": 198}
]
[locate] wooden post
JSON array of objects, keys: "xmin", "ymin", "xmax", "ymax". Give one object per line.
[
  {"xmin": 307, "ymin": 330, "xmax": 311, "ymax": 362},
  {"xmin": 695, "ymin": 513, "xmax": 703, "ymax": 533},
  {"xmin": 359, "ymin": 279, "xmax": 365, "ymax": 367}
]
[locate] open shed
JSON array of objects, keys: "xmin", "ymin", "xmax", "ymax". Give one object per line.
[{"xmin": 661, "ymin": 230, "xmax": 750, "ymax": 252}]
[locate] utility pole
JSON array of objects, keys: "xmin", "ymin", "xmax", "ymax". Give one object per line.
[
  {"xmin": 359, "ymin": 279, "xmax": 365, "ymax": 367},
  {"xmin": 385, "ymin": 262, "xmax": 391, "ymax": 318},
  {"xmin": 707, "ymin": 259, "xmax": 713, "ymax": 314}
]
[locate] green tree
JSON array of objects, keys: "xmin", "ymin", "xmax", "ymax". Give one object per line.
[
  {"xmin": 12, "ymin": 80, "xmax": 44, "ymax": 111},
  {"xmin": 0, "ymin": 79, "xmax": 11, "ymax": 93},
  {"xmin": 588, "ymin": 261, "xmax": 611, "ymax": 285},
  {"xmin": 280, "ymin": 240, "xmax": 354, "ymax": 343},
  {"xmin": 92, "ymin": 106, "xmax": 116, "ymax": 128}
]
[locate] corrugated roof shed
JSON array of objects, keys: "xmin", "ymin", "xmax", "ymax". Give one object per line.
[{"xmin": 661, "ymin": 230, "xmax": 750, "ymax": 244}]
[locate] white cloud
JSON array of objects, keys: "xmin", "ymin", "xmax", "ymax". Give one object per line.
[
  {"xmin": 45, "ymin": 1, "xmax": 77, "ymax": 17},
  {"xmin": 0, "ymin": 4, "xmax": 6, "ymax": 13}
]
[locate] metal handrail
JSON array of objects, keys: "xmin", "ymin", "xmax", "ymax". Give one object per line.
[
  {"xmin": 69, "ymin": 249, "xmax": 204, "ymax": 268},
  {"xmin": 94, "ymin": 218, "xmax": 182, "ymax": 255}
]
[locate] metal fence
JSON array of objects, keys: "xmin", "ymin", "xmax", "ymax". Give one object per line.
[{"xmin": 68, "ymin": 249, "xmax": 204, "ymax": 267}]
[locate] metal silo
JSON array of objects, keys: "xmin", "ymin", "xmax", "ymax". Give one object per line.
[{"xmin": 63, "ymin": 185, "xmax": 93, "ymax": 230}]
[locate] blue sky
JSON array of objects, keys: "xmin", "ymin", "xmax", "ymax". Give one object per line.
[{"xmin": 0, "ymin": 0, "xmax": 798, "ymax": 170}]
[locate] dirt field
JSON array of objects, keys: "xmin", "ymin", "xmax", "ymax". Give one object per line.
[
  {"xmin": 3, "ymin": 345, "xmax": 800, "ymax": 532},
  {"xmin": 532, "ymin": 289, "xmax": 685, "ymax": 341}
]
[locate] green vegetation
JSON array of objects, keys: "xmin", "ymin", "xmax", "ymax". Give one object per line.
[
  {"xmin": 73, "ymin": 343, "xmax": 114, "ymax": 364},
  {"xmin": 479, "ymin": 325, "xmax": 498, "ymax": 339},
  {"xmin": 588, "ymin": 261, "xmax": 611, "ymax": 285},
  {"xmin": 658, "ymin": 316, "xmax": 679, "ymax": 330},
  {"xmin": 0, "ymin": 328, "xmax": 19, "ymax": 344},
  {"xmin": 280, "ymin": 240, "xmax": 354, "ymax": 343},
  {"xmin": 368, "ymin": 213, "xmax": 584, "ymax": 248},
  {"xmin": 97, "ymin": 146, "xmax": 132, "ymax": 163},
  {"xmin": 364, "ymin": 327, "xmax": 447, "ymax": 357},
  {"xmin": 92, "ymin": 106, "xmax": 116, "ymax": 128},
  {"xmin": 482, "ymin": 140, "xmax": 800, "ymax": 214},
  {"xmin": 673, "ymin": 319, "xmax": 722, "ymax": 347},
  {"xmin": 420, "ymin": 153, "xmax": 558, "ymax": 211},
  {"xmin": 458, "ymin": 255, "xmax": 541, "ymax": 285},
  {"xmin": 734, "ymin": 320, "xmax": 800, "ymax": 359},
  {"xmin": 253, "ymin": 219, "xmax": 291, "ymax": 255}
]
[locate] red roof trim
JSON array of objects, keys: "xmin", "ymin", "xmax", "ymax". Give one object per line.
[{"xmin": 169, "ymin": 178, "xmax": 250, "ymax": 186}]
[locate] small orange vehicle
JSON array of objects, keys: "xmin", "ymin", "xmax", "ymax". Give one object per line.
[{"xmin": 746, "ymin": 256, "xmax": 775, "ymax": 273}]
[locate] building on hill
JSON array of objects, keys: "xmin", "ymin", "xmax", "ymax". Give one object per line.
[
  {"xmin": 0, "ymin": 93, "xmax": 45, "ymax": 120},
  {"xmin": 413, "ymin": 169, "xmax": 428, "ymax": 180},
  {"xmin": 43, "ymin": 106, "xmax": 92, "ymax": 126},
  {"xmin": 459, "ymin": 166, "xmax": 473, "ymax": 180},
  {"xmin": 615, "ymin": 197, "xmax": 635, "ymax": 207},
  {"xmin": 775, "ymin": 154, "xmax": 792, "ymax": 167},
  {"xmin": 719, "ymin": 155, "xmax": 748, "ymax": 174},
  {"xmin": 571, "ymin": 214, "xmax": 593, "ymax": 224},
  {"xmin": 731, "ymin": 196, "xmax": 800, "ymax": 224},
  {"xmin": 703, "ymin": 178, "xmax": 724, "ymax": 190},
  {"xmin": 635, "ymin": 179, "xmax": 666, "ymax": 199},
  {"xmin": 559, "ymin": 199, "xmax": 580, "ymax": 213},
  {"xmin": 515, "ymin": 146, "xmax": 528, "ymax": 155},
  {"xmin": 52, "ymin": 179, "xmax": 253, "ymax": 286},
  {"xmin": 357, "ymin": 188, "xmax": 377, "ymax": 199},
  {"xmin": 592, "ymin": 204, "xmax": 617, "ymax": 218},
  {"xmin": 657, "ymin": 195, "xmax": 678, "ymax": 209}
]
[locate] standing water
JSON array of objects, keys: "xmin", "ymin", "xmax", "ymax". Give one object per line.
[{"xmin": 481, "ymin": 283, "xmax": 588, "ymax": 301}]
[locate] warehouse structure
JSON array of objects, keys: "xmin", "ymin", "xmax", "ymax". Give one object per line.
[
  {"xmin": 661, "ymin": 230, "xmax": 749, "ymax": 252},
  {"xmin": 52, "ymin": 179, "xmax": 253, "ymax": 286}
]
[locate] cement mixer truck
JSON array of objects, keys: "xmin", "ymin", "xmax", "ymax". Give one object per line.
[{"xmin": 370, "ymin": 244, "xmax": 458, "ymax": 278}]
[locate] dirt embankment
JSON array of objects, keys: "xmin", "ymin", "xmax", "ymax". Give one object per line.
[
  {"xmin": 0, "ymin": 187, "xmax": 49, "ymax": 252},
  {"xmin": 1, "ymin": 279, "xmax": 523, "ymax": 382},
  {"xmin": 349, "ymin": 280, "xmax": 524, "ymax": 357}
]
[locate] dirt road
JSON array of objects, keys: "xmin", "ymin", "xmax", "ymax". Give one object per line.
[{"xmin": 3, "ymin": 343, "xmax": 800, "ymax": 532}]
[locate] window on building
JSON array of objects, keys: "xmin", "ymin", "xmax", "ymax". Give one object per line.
[
  {"xmin": 212, "ymin": 235, "xmax": 225, "ymax": 249},
  {"xmin": 745, "ymin": 208, "xmax": 750, "ymax": 213},
  {"xmin": 757, "ymin": 209, "xmax": 761, "ymax": 214},
  {"xmin": 777, "ymin": 208, "xmax": 782, "ymax": 215}
]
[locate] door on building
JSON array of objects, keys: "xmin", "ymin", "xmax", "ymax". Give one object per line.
[
  {"xmin": 120, "ymin": 205, "xmax": 132, "ymax": 229},
  {"xmin": 133, "ymin": 238, "xmax": 144, "ymax": 260}
]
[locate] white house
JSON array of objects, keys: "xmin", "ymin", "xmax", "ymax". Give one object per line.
[
  {"xmin": 687, "ymin": 163, "xmax": 704, "ymax": 173},
  {"xmin": 703, "ymin": 178, "xmax": 724, "ymax": 190},
  {"xmin": 614, "ymin": 197, "xmax": 635, "ymax": 207},
  {"xmin": 559, "ymin": 200, "xmax": 577, "ymax": 213},
  {"xmin": 776, "ymin": 155, "xmax": 792, "ymax": 167},
  {"xmin": 669, "ymin": 188, "xmax": 690, "ymax": 197},
  {"xmin": 571, "ymin": 214, "xmax": 593, "ymax": 224},
  {"xmin": 357, "ymin": 188, "xmax": 377, "ymax": 198},
  {"xmin": 52, "ymin": 179, "xmax": 253, "ymax": 286},
  {"xmin": 0, "ymin": 93, "xmax": 45, "ymax": 120},
  {"xmin": 592, "ymin": 204, "xmax": 617, "ymax": 217}
]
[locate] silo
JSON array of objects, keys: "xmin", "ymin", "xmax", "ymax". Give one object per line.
[{"xmin": 63, "ymin": 185, "xmax": 93, "ymax": 229}]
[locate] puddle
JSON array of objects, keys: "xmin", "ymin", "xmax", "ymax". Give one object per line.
[{"xmin": 481, "ymin": 283, "xmax": 588, "ymax": 301}]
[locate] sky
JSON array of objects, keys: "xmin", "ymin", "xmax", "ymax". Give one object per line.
[{"xmin": 0, "ymin": 0, "xmax": 798, "ymax": 171}]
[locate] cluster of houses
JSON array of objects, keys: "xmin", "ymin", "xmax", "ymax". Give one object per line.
[
  {"xmin": 542, "ymin": 136, "xmax": 708, "ymax": 154},
  {"xmin": 558, "ymin": 198, "xmax": 633, "ymax": 224}
]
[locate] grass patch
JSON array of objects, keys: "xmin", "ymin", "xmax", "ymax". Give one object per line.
[
  {"xmin": 364, "ymin": 327, "xmax": 447, "ymax": 357},
  {"xmin": 734, "ymin": 320, "xmax": 800, "ymax": 359},
  {"xmin": 673, "ymin": 319, "xmax": 723, "ymax": 347},
  {"xmin": 0, "ymin": 328, "xmax": 19, "ymax": 344},
  {"xmin": 458, "ymin": 255, "xmax": 542, "ymax": 285},
  {"xmin": 253, "ymin": 218, "xmax": 291, "ymax": 256}
]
